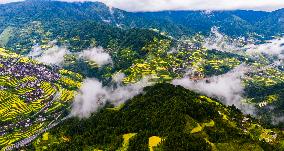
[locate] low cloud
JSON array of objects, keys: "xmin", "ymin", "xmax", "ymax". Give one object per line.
[
  {"xmin": 28, "ymin": 45, "xmax": 69, "ymax": 65},
  {"xmin": 272, "ymin": 116, "xmax": 284, "ymax": 125},
  {"xmin": 79, "ymin": 47, "xmax": 112, "ymax": 67},
  {"xmin": 71, "ymin": 77, "xmax": 152, "ymax": 118},
  {"xmin": 204, "ymin": 28, "xmax": 284, "ymax": 61},
  {"xmin": 246, "ymin": 37, "xmax": 284, "ymax": 59},
  {"xmin": 60, "ymin": 0, "xmax": 284, "ymax": 12},
  {"xmin": 108, "ymin": 77, "xmax": 151, "ymax": 106},
  {"xmin": 28, "ymin": 45, "xmax": 113, "ymax": 67},
  {"xmin": 172, "ymin": 65, "xmax": 255, "ymax": 115},
  {"xmin": 203, "ymin": 27, "xmax": 244, "ymax": 53},
  {"xmin": 1, "ymin": 0, "xmax": 284, "ymax": 12},
  {"xmin": 0, "ymin": 0, "xmax": 23, "ymax": 4},
  {"xmin": 112, "ymin": 72, "xmax": 126, "ymax": 83},
  {"xmin": 71, "ymin": 78, "xmax": 108, "ymax": 118}
]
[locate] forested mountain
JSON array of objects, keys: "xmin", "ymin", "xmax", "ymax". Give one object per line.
[
  {"xmin": 257, "ymin": 8, "xmax": 284, "ymax": 37},
  {"xmin": 0, "ymin": 0, "xmax": 283, "ymax": 57},
  {"xmin": 0, "ymin": 0, "xmax": 284, "ymax": 150},
  {"xmin": 122, "ymin": 10, "xmax": 272, "ymax": 37},
  {"xmin": 0, "ymin": 0, "xmax": 283, "ymax": 41},
  {"xmin": 23, "ymin": 84, "xmax": 284, "ymax": 151}
]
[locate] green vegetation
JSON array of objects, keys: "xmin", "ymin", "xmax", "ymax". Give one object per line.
[
  {"xmin": 0, "ymin": 48, "xmax": 82, "ymax": 149},
  {"xmin": 0, "ymin": 26, "xmax": 14, "ymax": 47},
  {"xmin": 24, "ymin": 84, "xmax": 284, "ymax": 151},
  {"xmin": 120, "ymin": 38, "xmax": 245, "ymax": 84},
  {"xmin": 1, "ymin": 0, "xmax": 282, "ymax": 39},
  {"xmin": 0, "ymin": 1, "xmax": 284, "ymax": 150}
]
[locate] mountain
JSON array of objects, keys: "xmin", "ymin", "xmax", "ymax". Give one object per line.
[
  {"xmin": 0, "ymin": 0, "xmax": 169, "ymax": 80},
  {"xmin": 0, "ymin": 0, "xmax": 284, "ymax": 150},
  {"xmin": 0, "ymin": 0, "xmax": 283, "ymax": 45},
  {"xmin": 22, "ymin": 83, "xmax": 284, "ymax": 150},
  {"xmin": 257, "ymin": 8, "xmax": 284, "ymax": 36},
  {"xmin": 0, "ymin": 0, "xmax": 165, "ymax": 53},
  {"xmin": 0, "ymin": 0, "xmax": 281, "ymax": 78},
  {"xmin": 0, "ymin": 48, "xmax": 82, "ymax": 149},
  {"xmin": 121, "ymin": 10, "xmax": 273, "ymax": 37},
  {"xmin": 0, "ymin": 0, "xmax": 282, "ymax": 61}
]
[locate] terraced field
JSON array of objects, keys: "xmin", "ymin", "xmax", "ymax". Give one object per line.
[
  {"xmin": 29, "ymin": 84, "xmax": 284, "ymax": 150},
  {"xmin": 0, "ymin": 48, "xmax": 82, "ymax": 150},
  {"xmin": 121, "ymin": 39, "xmax": 244, "ymax": 84},
  {"xmin": 1, "ymin": 36, "xmax": 284, "ymax": 150},
  {"xmin": 241, "ymin": 54, "xmax": 284, "ymax": 109},
  {"xmin": 117, "ymin": 38, "xmax": 284, "ymax": 121}
]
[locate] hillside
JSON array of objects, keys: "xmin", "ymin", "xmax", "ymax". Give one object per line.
[
  {"xmin": 1, "ymin": 24, "xmax": 284, "ymax": 150},
  {"xmin": 0, "ymin": 0, "xmax": 283, "ymax": 46},
  {"xmin": 1, "ymin": 34, "xmax": 283, "ymax": 150},
  {"xmin": 0, "ymin": 48, "xmax": 82, "ymax": 150},
  {"xmin": 23, "ymin": 83, "xmax": 284, "ymax": 151},
  {"xmin": 0, "ymin": 0, "xmax": 284, "ymax": 150},
  {"xmin": 257, "ymin": 9, "xmax": 284, "ymax": 36}
]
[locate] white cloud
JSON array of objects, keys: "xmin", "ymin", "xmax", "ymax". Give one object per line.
[
  {"xmin": 172, "ymin": 65, "xmax": 255, "ymax": 115},
  {"xmin": 1, "ymin": 0, "xmax": 283, "ymax": 12},
  {"xmin": 108, "ymin": 77, "xmax": 151, "ymax": 106},
  {"xmin": 203, "ymin": 28, "xmax": 284, "ymax": 60},
  {"xmin": 71, "ymin": 78, "xmax": 108, "ymax": 118},
  {"xmin": 0, "ymin": 0, "xmax": 283, "ymax": 12},
  {"xmin": 112, "ymin": 72, "xmax": 126, "ymax": 83},
  {"xmin": 71, "ymin": 77, "xmax": 152, "ymax": 118},
  {"xmin": 203, "ymin": 27, "xmax": 243, "ymax": 52},
  {"xmin": 60, "ymin": 0, "xmax": 284, "ymax": 12},
  {"xmin": 28, "ymin": 45, "xmax": 112, "ymax": 67},
  {"xmin": 0, "ymin": 0, "xmax": 23, "ymax": 4},
  {"xmin": 246, "ymin": 37, "xmax": 284, "ymax": 57},
  {"xmin": 28, "ymin": 45, "xmax": 69, "ymax": 65},
  {"xmin": 79, "ymin": 47, "xmax": 112, "ymax": 67}
]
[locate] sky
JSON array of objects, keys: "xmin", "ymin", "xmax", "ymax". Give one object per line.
[
  {"xmin": 0, "ymin": 0, "xmax": 23, "ymax": 4},
  {"xmin": 0, "ymin": 0, "xmax": 284, "ymax": 12}
]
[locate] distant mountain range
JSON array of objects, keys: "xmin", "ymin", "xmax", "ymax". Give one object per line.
[
  {"xmin": 1, "ymin": 1, "xmax": 284, "ymax": 150},
  {"xmin": 0, "ymin": 0, "xmax": 283, "ymax": 39}
]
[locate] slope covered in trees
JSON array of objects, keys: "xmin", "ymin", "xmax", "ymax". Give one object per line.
[
  {"xmin": 0, "ymin": 0, "xmax": 283, "ymax": 46},
  {"xmin": 24, "ymin": 83, "xmax": 284, "ymax": 151},
  {"xmin": 0, "ymin": 1, "xmax": 284, "ymax": 150}
]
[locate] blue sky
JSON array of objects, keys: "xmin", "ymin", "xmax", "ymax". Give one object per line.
[{"xmin": 1, "ymin": 0, "xmax": 284, "ymax": 12}]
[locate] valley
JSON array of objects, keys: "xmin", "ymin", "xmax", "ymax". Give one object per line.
[{"xmin": 0, "ymin": 0, "xmax": 284, "ymax": 150}]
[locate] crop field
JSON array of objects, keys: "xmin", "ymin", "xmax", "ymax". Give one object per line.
[
  {"xmin": 121, "ymin": 38, "xmax": 244, "ymax": 84},
  {"xmin": 118, "ymin": 38, "xmax": 284, "ymax": 111},
  {"xmin": 0, "ymin": 48, "xmax": 82, "ymax": 149},
  {"xmin": 1, "ymin": 37, "xmax": 284, "ymax": 150}
]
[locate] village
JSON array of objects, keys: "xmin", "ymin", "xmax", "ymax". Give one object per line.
[{"xmin": 0, "ymin": 48, "xmax": 82, "ymax": 148}]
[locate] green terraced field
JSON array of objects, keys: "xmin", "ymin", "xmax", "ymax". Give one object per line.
[
  {"xmin": 121, "ymin": 38, "xmax": 244, "ymax": 84},
  {"xmin": 0, "ymin": 48, "xmax": 82, "ymax": 150},
  {"xmin": 0, "ymin": 28, "xmax": 284, "ymax": 151},
  {"xmin": 114, "ymin": 38, "xmax": 284, "ymax": 122},
  {"xmin": 29, "ymin": 84, "xmax": 284, "ymax": 150}
]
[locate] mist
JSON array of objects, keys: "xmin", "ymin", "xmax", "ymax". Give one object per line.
[
  {"xmin": 172, "ymin": 65, "xmax": 255, "ymax": 115},
  {"xmin": 71, "ymin": 76, "xmax": 152, "ymax": 118},
  {"xmin": 28, "ymin": 45, "xmax": 69, "ymax": 65},
  {"xmin": 28, "ymin": 44, "xmax": 113, "ymax": 67},
  {"xmin": 59, "ymin": 0, "xmax": 284, "ymax": 12},
  {"xmin": 246, "ymin": 37, "xmax": 284, "ymax": 59},
  {"xmin": 204, "ymin": 28, "xmax": 284, "ymax": 63},
  {"xmin": 79, "ymin": 47, "xmax": 112, "ymax": 67},
  {"xmin": 203, "ymin": 27, "xmax": 244, "ymax": 53}
]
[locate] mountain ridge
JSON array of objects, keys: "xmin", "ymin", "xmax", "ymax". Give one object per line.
[
  {"xmin": 0, "ymin": 1, "xmax": 284, "ymax": 150},
  {"xmin": 0, "ymin": 0, "xmax": 283, "ymax": 38},
  {"xmin": 22, "ymin": 83, "xmax": 284, "ymax": 151}
]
